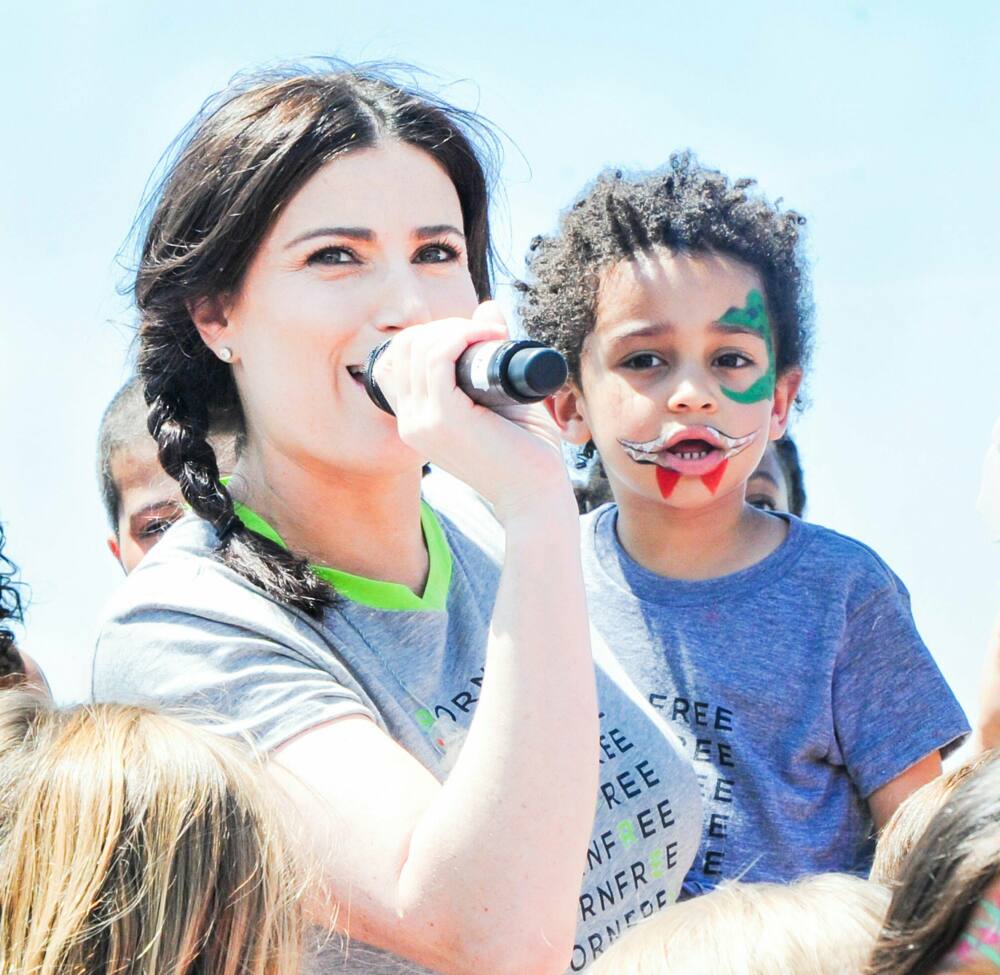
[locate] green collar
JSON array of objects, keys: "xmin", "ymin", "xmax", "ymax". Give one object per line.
[{"xmin": 230, "ymin": 495, "xmax": 452, "ymax": 613}]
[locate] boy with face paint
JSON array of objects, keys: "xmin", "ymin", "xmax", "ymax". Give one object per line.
[{"xmin": 522, "ymin": 155, "xmax": 969, "ymax": 891}]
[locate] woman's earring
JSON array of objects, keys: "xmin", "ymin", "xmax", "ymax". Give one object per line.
[{"xmin": 217, "ymin": 346, "xmax": 234, "ymax": 363}]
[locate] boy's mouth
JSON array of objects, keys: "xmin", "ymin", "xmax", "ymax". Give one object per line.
[{"xmin": 619, "ymin": 426, "xmax": 758, "ymax": 477}]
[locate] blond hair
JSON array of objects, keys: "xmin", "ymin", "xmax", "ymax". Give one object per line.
[
  {"xmin": 589, "ymin": 873, "xmax": 890, "ymax": 975},
  {"xmin": 871, "ymin": 756, "xmax": 991, "ymax": 885},
  {"xmin": 0, "ymin": 690, "xmax": 304, "ymax": 975}
]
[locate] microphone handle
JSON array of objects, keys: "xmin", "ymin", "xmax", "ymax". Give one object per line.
[{"xmin": 364, "ymin": 339, "xmax": 568, "ymax": 416}]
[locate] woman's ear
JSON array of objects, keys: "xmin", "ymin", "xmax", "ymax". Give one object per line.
[
  {"xmin": 546, "ymin": 383, "xmax": 594, "ymax": 446},
  {"xmin": 769, "ymin": 368, "xmax": 803, "ymax": 441},
  {"xmin": 187, "ymin": 295, "xmax": 233, "ymax": 355}
]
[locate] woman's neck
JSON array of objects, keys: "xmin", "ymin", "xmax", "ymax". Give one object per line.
[
  {"xmin": 229, "ymin": 447, "xmax": 429, "ymax": 593},
  {"xmin": 614, "ymin": 483, "xmax": 784, "ymax": 581}
]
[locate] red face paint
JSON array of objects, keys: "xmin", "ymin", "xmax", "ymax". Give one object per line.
[
  {"xmin": 655, "ymin": 467, "xmax": 681, "ymax": 498},
  {"xmin": 700, "ymin": 459, "xmax": 728, "ymax": 494}
]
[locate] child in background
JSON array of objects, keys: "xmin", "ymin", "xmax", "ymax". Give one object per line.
[
  {"xmin": 870, "ymin": 756, "xmax": 991, "ymax": 885},
  {"xmin": 0, "ymin": 690, "xmax": 305, "ymax": 974},
  {"xmin": 521, "ymin": 155, "xmax": 968, "ymax": 890},
  {"xmin": 746, "ymin": 435, "xmax": 806, "ymax": 517},
  {"xmin": 865, "ymin": 750, "xmax": 1000, "ymax": 975},
  {"xmin": 0, "ymin": 524, "xmax": 46, "ymax": 693},
  {"xmin": 97, "ymin": 376, "xmax": 236, "ymax": 573},
  {"xmin": 589, "ymin": 873, "xmax": 889, "ymax": 975}
]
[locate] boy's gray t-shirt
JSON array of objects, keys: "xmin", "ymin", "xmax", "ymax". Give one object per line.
[
  {"xmin": 93, "ymin": 506, "xmax": 701, "ymax": 974},
  {"xmin": 580, "ymin": 504, "xmax": 969, "ymax": 891}
]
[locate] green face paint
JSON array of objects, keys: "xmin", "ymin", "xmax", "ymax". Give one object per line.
[{"xmin": 718, "ymin": 289, "xmax": 776, "ymax": 404}]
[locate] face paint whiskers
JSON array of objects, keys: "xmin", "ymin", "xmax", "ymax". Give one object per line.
[{"xmin": 619, "ymin": 426, "xmax": 759, "ymax": 498}]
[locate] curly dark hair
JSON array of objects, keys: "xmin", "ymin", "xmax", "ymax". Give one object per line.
[
  {"xmin": 519, "ymin": 152, "xmax": 813, "ymax": 387},
  {"xmin": 0, "ymin": 525, "xmax": 25, "ymax": 681}
]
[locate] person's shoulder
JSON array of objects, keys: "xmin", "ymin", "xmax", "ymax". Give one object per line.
[
  {"xmin": 96, "ymin": 513, "xmax": 322, "ymax": 649},
  {"xmin": 791, "ymin": 518, "xmax": 908, "ymax": 601},
  {"xmin": 422, "ymin": 474, "xmax": 504, "ymax": 572},
  {"xmin": 101, "ymin": 513, "xmax": 244, "ymax": 616},
  {"xmin": 579, "ymin": 501, "xmax": 617, "ymax": 536}
]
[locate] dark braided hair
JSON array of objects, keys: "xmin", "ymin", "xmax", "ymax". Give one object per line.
[
  {"xmin": 135, "ymin": 62, "xmax": 498, "ymax": 617},
  {"xmin": 0, "ymin": 524, "xmax": 26, "ymax": 683},
  {"xmin": 519, "ymin": 152, "xmax": 813, "ymax": 387}
]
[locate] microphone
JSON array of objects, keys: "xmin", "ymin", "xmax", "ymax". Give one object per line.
[{"xmin": 363, "ymin": 339, "xmax": 569, "ymax": 416}]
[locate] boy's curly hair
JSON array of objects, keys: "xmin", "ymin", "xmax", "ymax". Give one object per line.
[
  {"xmin": 0, "ymin": 526, "xmax": 25, "ymax": 681},
  {"xmin": 518, "ymin": 152, "xmax": 814, "ymax": 387}
]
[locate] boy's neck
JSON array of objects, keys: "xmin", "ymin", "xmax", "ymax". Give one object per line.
[{"xmin": 613, "ymin": 483, "xmax": 787, "ymax": 581}]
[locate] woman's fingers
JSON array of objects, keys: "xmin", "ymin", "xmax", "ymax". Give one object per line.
[
  {"xmin": 470, "ymin": 299, "xmax": 506, "ymax": 328},
  {"xmin": 388, "ymin": 313, "xmax": 508, "ymax": 417}
]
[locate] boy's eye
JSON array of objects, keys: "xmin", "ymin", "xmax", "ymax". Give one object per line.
[
  {"xmin": 306, "ymin": 246, "xmax": 358, "ymax": 266},
  {"xmin": 138, "ymin": 517, "xmax": 177, "ymax": 539},
  {"xmin": 715, "ymin": 351, "xmax": 752, "ymax": 369},
  {"xmin": 622, "ymin": 352, "xmax": 666, "ymax": 370},
  {"xmin": 414, "ymin": 242, "xmax": 461, "ymax": 264}
]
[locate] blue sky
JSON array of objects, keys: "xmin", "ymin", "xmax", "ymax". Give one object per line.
[{"xmin": 1, "ymin": 0, "xmax": 998, "ymax": 717}]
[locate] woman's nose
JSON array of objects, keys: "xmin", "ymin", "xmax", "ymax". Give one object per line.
[{"xmin": 372, "ymin": 263, "xmax": 432, "ymax": 333}]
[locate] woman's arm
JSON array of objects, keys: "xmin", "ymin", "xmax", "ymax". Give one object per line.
[
  {"xmin": 273, "ymin": 309, "xmax": 600, "ymax": 975},
  {"xmin": 274, "ymin": 495, "xmax": 597, "ymax": 975}
]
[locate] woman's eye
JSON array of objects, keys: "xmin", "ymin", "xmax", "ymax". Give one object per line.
[
  {"xmin": 622, "ymin": 352, "xmax": 665, "ymax": 370},
  {"xmin": 306, "ymin": 246, "xmax": 358, "ymax": 266},
  {"xmin": 715, "ymin": 352, "xmax": 752, "ymax": 369},
  {"xmin": 414, "ymin": 243, "xmax": 460, "ymax": 264}
]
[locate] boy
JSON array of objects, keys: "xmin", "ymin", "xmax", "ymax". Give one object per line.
[
  {"xmin": 97, "ymin": 377, "xmax": 235, "ymax": 573},
  {"xmin": 521, "ymin": 156, "xmax": 968, "ymax": 889}
]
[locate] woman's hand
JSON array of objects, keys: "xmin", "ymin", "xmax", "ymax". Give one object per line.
[{"xmin": 374, "ymin": 301, "xmax": 573, "ymax": 524}]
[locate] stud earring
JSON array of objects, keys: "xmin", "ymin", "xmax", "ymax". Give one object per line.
[{"xmin": 217, "ymin": 346, "xmax": 233, "ymax": 363}]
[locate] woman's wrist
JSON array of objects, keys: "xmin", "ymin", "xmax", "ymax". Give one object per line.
[{"xmin": 492, "ymin": 468, "xmax": 579, "ymax": 531}]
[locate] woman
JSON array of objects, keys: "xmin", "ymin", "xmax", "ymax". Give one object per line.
[
  {"xmin": 0, "ymin": 691, "xmax": 304, "ymax": 975},
  {"xmin": 93, "ymin": 64, "xmax": 700, "ymax": 974}
]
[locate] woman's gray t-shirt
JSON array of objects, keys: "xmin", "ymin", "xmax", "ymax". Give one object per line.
[{"xmin": 92, "ymin": 505, "xmax": 701, "ymax": 973}]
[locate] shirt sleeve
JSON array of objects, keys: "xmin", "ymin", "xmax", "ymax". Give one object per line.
[
  {"xmin": 93, "ymin": 600, "xmax": 375, "ymax": 753},
  {"xmin": 831, "ymin": 576, "xmax": 970, "ymax": 798}
]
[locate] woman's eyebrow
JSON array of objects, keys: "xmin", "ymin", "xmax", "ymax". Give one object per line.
[
  {"xmin": 283, "ymin": 225, "xmax": 465, "ymax": 249},
  {"xmin": 414, "ymin": 224, "xmax": 465, "ymax": 240},
  {"xmin": 284, "ymin": 227, "xmax": 375, "ymax": 249}
]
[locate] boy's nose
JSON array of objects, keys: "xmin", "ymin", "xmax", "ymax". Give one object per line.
[
  {"xmin": 666, "ymin": 374, "xmax": 717, "ymax": 413},
  {"xmin": 372, "ymin": 263, "xmax": 432, "ymax": 333}
]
